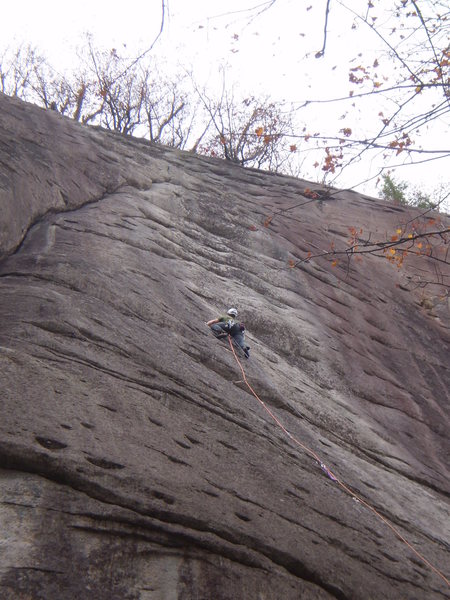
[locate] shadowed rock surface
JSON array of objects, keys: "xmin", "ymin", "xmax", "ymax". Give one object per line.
[{"xmin": 0, "ymin": 93, "xmax": 449, "ymax": 599}]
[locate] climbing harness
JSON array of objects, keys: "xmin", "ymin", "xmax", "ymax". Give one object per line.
[{"xmin": 226, "ymin": 335, "xmax": 449, "ymax": 589}]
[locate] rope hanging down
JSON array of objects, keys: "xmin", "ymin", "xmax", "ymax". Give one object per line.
[{"xmin": 227, "ymin": 335, "xmax": 449, "ymax": 588}]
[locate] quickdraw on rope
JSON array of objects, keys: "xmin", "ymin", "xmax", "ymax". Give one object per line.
[
  {"xmin": 227, "ymin": 335, "xmax": 449, "ymax": 588},
  {"xmin": 320, "ymin": 462, "xmax": 338, "ymax": 482}
]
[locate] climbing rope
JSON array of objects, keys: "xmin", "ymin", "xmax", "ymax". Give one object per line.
[{"xmin": 227, "ymin": 335, "xmax": 450, "ymax": 588}]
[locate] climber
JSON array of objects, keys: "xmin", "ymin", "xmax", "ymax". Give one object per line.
[{"xmin": 207, "ymin": 308, "xmax": 250, "ymax": 358}]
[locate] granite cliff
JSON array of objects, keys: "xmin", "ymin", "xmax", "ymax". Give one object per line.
[{"xmin": 0, "ymin": 92, "xmax": 449, "ymax": 599}]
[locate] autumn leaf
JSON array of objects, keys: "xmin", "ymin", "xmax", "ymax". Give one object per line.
[
  {"xmin": 396, "ymin": 228, "xmax": 402, "ymax": 234},
  {"xmin": 255, "ymin": 127, "xmax": 264, "ymax": 137},
  {"xmin": 288, "ymin": 259, "xmax": 296, "ymax": 268},
  {"xmin": 264, "ymin": 216, "xmax": 273, "ymax": 228},
  {"xmin": 290, "ymin": 144, "xmax": 297, "ymax": 152},
  {"xmin": 349, "ymin": 72, "xmax": 364, "ymax": 84},
  {"xmin": 389, "ymin": 248, "xmax": 396, "ymax": 255},
  {"xmin": 331, "ymin": 260, "xmax": 338, "ymax": 267},
  {"xmin": 391, "ymin": 235, "xmax": 398, "ymax": 242}
]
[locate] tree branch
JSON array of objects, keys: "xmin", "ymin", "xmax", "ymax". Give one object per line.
[{"xmin": 315, "ymin": 0, "xmax": 332, "ymax": 58}]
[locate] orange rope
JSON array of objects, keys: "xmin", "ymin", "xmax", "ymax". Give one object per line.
[{"xmin": 227, "ymin": 335, "xmax": 450, "ymax": 588}]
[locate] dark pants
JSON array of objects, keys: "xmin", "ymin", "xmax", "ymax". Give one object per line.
[
  {"xmin": 211, "ymin": 324, "xmax": 249, "ymax": 356},
  {"xmin": 211, "ymin": 323, "xmax": 229, "ymax": 337},
  {"xmin": 231, "ymin": 332, "xmax": 247, "ymax": 353}
]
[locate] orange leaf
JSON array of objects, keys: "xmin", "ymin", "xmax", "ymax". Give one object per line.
[
  {"xmin": 255, "ymin": 127, "xmax": 264, "ymax": 137},
  {"xmin": 264, "ymin": 216, "xmax": 273, "ymax": 227},
  {"xmin": 331, "ymin": 260, "xmax": 338, "ymax": 267},
  {"xmin": 288, "ymin": 259, "xmax": 296, "ymax": 268}
]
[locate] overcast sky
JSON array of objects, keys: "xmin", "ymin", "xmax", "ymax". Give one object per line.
[{"xmin": 3, "ymin": 0, "xmax": 449, "ymax": 206}]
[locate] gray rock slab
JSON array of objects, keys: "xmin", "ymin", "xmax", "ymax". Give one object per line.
[{"xmin": 0, "ymin": 94, "xmax": 449, "ymax": 599}]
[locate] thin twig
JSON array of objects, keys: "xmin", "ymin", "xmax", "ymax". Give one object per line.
[{"xmin": 316, "ymin": 0, "xmax": 332, "ymax": 58}]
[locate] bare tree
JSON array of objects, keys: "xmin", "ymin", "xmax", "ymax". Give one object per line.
[
  {"xmin": 195, "ymin": 84, "xmax": 298, "ymax": 171},
  {"xmin": 139, "ymin": 66, "xmax": 189, "ymax": 146},
  {"xmin": 0, "ymin": 44, "xmax": 46, "ymax": 100}
]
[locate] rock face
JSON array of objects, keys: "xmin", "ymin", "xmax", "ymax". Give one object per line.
[{"xmin": 0, "ymin": 93, "xmax": 449, "ymax": 600}]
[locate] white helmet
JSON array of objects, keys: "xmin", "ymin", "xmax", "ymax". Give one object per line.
[{"xmin": 227, "ymin": 308, "xmax": 238, "ymax": 317}]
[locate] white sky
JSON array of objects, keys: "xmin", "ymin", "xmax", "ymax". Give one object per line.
[{"xmin": 3, "ymin": 0, "xmax": 449, "ymax": 206}]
